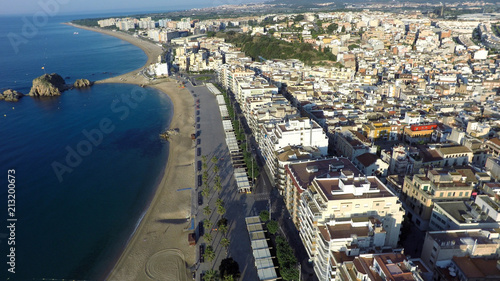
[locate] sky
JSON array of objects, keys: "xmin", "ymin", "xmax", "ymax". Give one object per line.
[{"xmin": 0, "ymin": 0, "xmax": 253, "ymax": 16}]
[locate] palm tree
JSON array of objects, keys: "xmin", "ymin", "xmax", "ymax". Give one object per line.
[
  {"xmin": 221, "ymin": 237, "xmax": 230, "ymax": 250},
  {"xmin": 213, "ymin": 164, "xmax": 219, "ymax": 174},
  {"xmin": 216, "ymin": 198, "xmax": 224, "ymax": 207},
  {"xmin": 204, "ymin": 219, "xmax": 212, "ymax": 230},
  {"xmin": 223, "ymin": 275, "xmax": 234, "ymax": 281},
  {"xmin": 203, "ymin": 170, "xmax": 209, "ymax": 181},
  {"xmin": 202, "ymin": 162, "xmax": 208, "ymax": 170},
  {"xmin": 215, "ymin": 175, "xmax": 221, "ymax": 184},
  {"xmin": 203, "ymin": 269, "xmax": 218, "ymax": 281},
  {"xmin": 219, "ymin": 223, "xmax": 228, "ymax": 235},
  {"xmin": 203, "ymin": 205, "xmax": 212, "ymax": 217},
  {"xmin": 204, "ymin": 246, "xmax": 216, "ymax": 263},
  {"xmin": 217, "ymin": 205, "xmax": 226, "ymax": 216},
  {"xmin": 204, "ymin": 232, "xmax": 213, "ymax": 243},
  {"xmin": 202, "ymin": 187, "xmax": 210, "ymax": 198},
  {"xmin": 211, "ymin": 156, "xmax": 218, "ymax": 164},
  {"xmin": 202, "ymin": 155, "xmax": 207, "ymax": 164},
  {"xmin": 215, "ymin": 182, "xmax": 222, "ymax": 193}
]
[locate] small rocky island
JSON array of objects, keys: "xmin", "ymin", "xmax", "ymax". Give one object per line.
[
  {"xmin": 28, "ymin": 73, "xmax": 94, "ymax": 97},
  {"xmin": 29, "ymin": 73, "xmax": 68, "ymax": 97},
  {"xmin": 0, "ymin": 89, "xmax": 24, "ymax": 102},
  {"xmin": 1, "ymin": 73, "xmax": 94, "ymax": 102},
  {"xmin": 73, "ymin": 78, "xmax": 93, "ymax": 88}
]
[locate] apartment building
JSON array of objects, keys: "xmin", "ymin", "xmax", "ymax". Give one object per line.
[
  {"xmin": 336, "ymin": 253, "xmax": 427, "ymax": 281},
  {"xmin": 401, "ymin": 169, "xmax": 474, "ymax": 230},
  {"xmin": 297, "ymin": 165, "xmax": 404, "ymax": 280},
  {"xmin": 420, "ymin": 229, "xmax": 500, "ymax": 271},
  {"xmin": 261, "ymin": 117, "xmax": 328, "ymax": 184}
]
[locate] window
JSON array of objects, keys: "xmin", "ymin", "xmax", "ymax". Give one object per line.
[
  {"xmin": 355, "ymin": 204, "xmax": 360, "ymax": 208},
  {"xmin": 439, "ymin": 192, "xmax": 444, "ymax": 197},
  {"xmin": 447, "ymin": 192, "xmax": 452, "ymax": 197},
  {"xmin": 459, "ymin": 192, "xmax": 463, "ymax": 197}
]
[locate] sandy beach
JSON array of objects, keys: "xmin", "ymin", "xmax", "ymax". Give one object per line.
[{"xmin": 67, "ymin": 23, "xmax": 196, "ymax": 280}]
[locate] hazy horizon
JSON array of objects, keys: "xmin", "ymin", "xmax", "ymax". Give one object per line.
[{"xmin": 0, "ymin": 0, "xmax": 263, "ymax": 16}]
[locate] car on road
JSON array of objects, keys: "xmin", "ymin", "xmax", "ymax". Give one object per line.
[
  {"xmin": 198, "ymin": 222, "xmax": 204, "ymax": 237},
  {"xmin": 197, "ymin": 161, "xmax": 202, "ymax": 171},
  {"xmin": 198, "ymin": 174, "xmax": 202, "ymax": 186},
  {"xmin": 196, "ymin": 117, "xmax": 200, "ymax": 122},
  {"xmin": 192, "ymin": 90, "xmax": 194, "ymax": 93},
  {"xmin": 196, "ymin": 110, "xmax": 200, "ymax": 115},
  {"xmin": 197, "ymin": 147, "xmax": 201, "ymax": 156},
  {"xmin": 199, "ymin": 244, "xmax": 205, "ymax": 263},
  {"xmin": 198, "ymin": 191, "xmax": 203, "ymax": 205},
  {"xmin": 197, "ymin": 124, "xmax": 200, "ymax": 129},
  {"xmin": 197, "ymin": 138, "xmax": 201, "ymax": 145}
]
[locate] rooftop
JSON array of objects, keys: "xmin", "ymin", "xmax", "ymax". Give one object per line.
[
  {"xmin": 286, "ymin": 157, "xmax": 361, "ymax": 192},
  {"xmin": 453, "ymin": 256, "xmax": 500, "ymax": 279}
]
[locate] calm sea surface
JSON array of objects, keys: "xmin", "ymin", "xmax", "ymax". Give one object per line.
[{"xmin": 0, "ymin": 13, "xmax": 172, "ymax": 280}]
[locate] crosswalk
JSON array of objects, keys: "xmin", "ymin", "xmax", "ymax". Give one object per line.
[{"xmin": 252, "ymin": 193, "xmax": 270, "ymax": 201}]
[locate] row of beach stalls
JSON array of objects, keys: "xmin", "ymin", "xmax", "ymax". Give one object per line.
[
  {"xmin": 206, "ymin": 83, "xmax": 251, "ymax": 194},
  {"xmin": 245, "ymin": 216, "xmax": 278, "ymax": 281}
]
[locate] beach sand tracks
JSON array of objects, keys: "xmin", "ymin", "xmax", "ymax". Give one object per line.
[{"xmin": 146, "ymin": 249, "xmax": 188, "ymax": 281}]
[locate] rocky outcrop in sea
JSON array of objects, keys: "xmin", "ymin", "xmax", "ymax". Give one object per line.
[
  {"xmin": 29, "ymin": 73, "xmax": 68, "ymax": 97},
  {"xmin": 27, "ymin": 73, "xmax": 94, "ymax": 97},
  {"xmin": 0, "ymin": 89, "xmax": 24, "ymax": 102},
  {"xmin": 73, "ymin": 78, "xmax": 93, "ymax": 88}
]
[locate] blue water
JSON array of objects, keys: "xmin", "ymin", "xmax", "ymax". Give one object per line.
[{"xmin": 0, "ymin": 14, "xmax": 172, "ymax": 280}]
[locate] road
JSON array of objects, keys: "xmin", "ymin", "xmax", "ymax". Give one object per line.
[{"xmin": 177, "ymin": 74, "xmax": 316, "ymax": 281}]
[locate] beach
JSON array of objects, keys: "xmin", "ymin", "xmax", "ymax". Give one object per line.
[{"xmin": 67, "ymin": 23, "xmax": 196, "ymax": 280}]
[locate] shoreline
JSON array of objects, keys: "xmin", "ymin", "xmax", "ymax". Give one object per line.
[{"xmin": 68, "ymin": 23, "xmax": 196, "ymax": 280}]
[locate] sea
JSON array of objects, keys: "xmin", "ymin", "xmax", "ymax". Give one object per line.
[{"xmin": 0, "ymin": 12, "xmax": 173, "ymax": 280}]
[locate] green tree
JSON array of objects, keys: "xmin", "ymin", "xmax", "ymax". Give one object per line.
[
  {"xmin": 223, "ymin": 275, "xmax": 234, "ymax": 281},
  {"xmin": 341, "ymin": 25, "xmax": 346, "ymax": 33},
  {"xmin": 203, "ymin": 269, "xmax": 218, "ymax": 281},
  {"xmin": 214, "ymin": 165, "xmax": 219, "ymax": 174},
  {"xmin": 211, "ymin": 156, "xmax": 218, "ymax": 164},
  {"xmin": 215, "ymin": 181, "xmax": 222, "ymax": 193},
  {"xmin": 202, "ymin": 187, "xmax": 210, "ymax": 198},
  {"xmin": 294, "ymin": 14, "xmax": 304, "ymax": 22},
  {"xmin": 203, "ymin": 205, "xmax": 212, "ymax": 217},
  {"xmin": 327, "ymin": 23, "xmax": 338, "ymax": 33},
  {"xmin": 204, "ymin": 219, "xmax": 213, "ymax": 230},
  {"xmin": 202, "ymin": 162, "xmax": 208, "ymax": 170},
  {"xmin": 219, "ymin": 223, "xmax": 229, "ymax": 235},
  {"xmin": 219, "ymin": 257, "xmax": 240, "ymax": 280},
  {"xmin": 259, "ymin": 210, "xmax": 270, "ymax": 222},
  {"xmin": 221, "ymin": 237, "xmax": 230, "ymax": 250},
  {"xmin": 204, "ymin": 246, "xmax": 216, "ymax": 263},
  {"xmin": 275, "ymin": 235, "xmax": 299, "ymax": 281},
  {"xmin": 202, "ymin": 155, "xmax": 207, "ymax": 164},
  {"xmin": 266, "ymin": 220, "xmax": 279, "ymax": 235},
  {"xmin": 348, "ymin": 44, "xmax": 359, "ymax": 50},
  {"xmin": 204, "ymin": 232, "xmax": 213, "ymax": 243},
  {"xmin": 216, "ymin": 198, "xmax": 224, "ymax": 207},
  {"xmin": 217, "ymin": 205, "xmax": 226, "ymax": 216}
]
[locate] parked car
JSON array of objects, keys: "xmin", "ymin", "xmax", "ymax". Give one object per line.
[
  {"xmin": 198, "ymin": 191, "xmax": 203, "ymax": 205},
  {"xmin": 199, "ymin": 244, "xmax": 205, "ymax": 263}
]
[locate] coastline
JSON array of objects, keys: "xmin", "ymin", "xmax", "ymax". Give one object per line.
[{"xmin": 68, "ymin": 23, "xmax": 196, "ymax": 280}]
